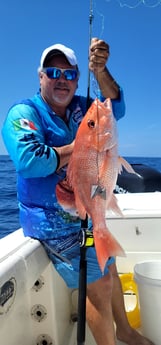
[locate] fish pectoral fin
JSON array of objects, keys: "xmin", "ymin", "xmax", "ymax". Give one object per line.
[
  {"xmin": 91, "ymin": 185, "xmax": 106, "ymax": 200},
  {"xmin": 118, "ymin": 156, "xmax": 140, "ymax": 177},
  {"xmin": 108, "ymin": 193, "xmax": 124, "ymax": 217}
]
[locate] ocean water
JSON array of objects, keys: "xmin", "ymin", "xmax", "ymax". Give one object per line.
[{"xmin": 0, "ymin": 155, "xmax": 161, "ymax": 239}]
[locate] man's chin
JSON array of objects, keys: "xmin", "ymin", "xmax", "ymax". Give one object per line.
[{"xmin": 53, "ymin": 94, "xmax": 72, "ymax": 105}]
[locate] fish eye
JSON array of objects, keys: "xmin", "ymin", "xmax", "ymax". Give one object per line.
[{"xmin": 87, "ymin": 119, "xmax": 95, "ymax": 128}]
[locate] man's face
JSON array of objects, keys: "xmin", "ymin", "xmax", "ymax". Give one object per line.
[{"xmin": 39, "ymin": 55, "xmax": 79, "ymax": 109}]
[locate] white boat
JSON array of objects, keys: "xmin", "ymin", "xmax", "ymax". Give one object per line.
[{"xmin": 1, "ymin": 190, "xmax": 161, "ymax": 345}]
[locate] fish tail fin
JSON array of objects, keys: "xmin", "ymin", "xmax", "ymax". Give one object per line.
[{"xmin": 94, "ymin": 228, "xmax": 125, "ymax": 273}]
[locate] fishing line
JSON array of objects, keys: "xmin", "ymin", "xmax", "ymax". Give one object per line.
[
  {"xmin": 115, "ymin": 0, "xmax": 161, "ymax": 8},
  {"xmin": 92, "ymin": 0, "xmax": 161, "ymax": 48},
  {"xmin": 90, "ymin": 0, "xmax": 106, "ymax": 100},
  {"xmin": 91, "ymin": 0, "xmax": 161, "ymax": 189},
  {"xmin": 91, "ymin": 0, "xmax": 161, "ymax": 97},
  {"xmin": 85, "ymin": 0, "xmax": 101, "ymax": 188},
  {"xmin": 86, "ymin": 0, "xmax": 94, "ymax": 110}
]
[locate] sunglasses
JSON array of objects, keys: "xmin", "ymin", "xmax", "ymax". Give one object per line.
[{"xmin": 42, "ymin": 67, "xmax": 78, "ymax": 81}]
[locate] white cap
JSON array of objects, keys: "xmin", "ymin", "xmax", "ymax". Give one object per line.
[{"xmin": 40, "ymin": 43, "xmax": 78, "ymax": 68}]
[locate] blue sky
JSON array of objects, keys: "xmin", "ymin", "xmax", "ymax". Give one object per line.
[{"xmin": 0, "ymin": 0, "xmax": 161, "ymax": 157}]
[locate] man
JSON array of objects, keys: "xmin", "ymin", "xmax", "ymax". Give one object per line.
[{"xmin": 2, "ymin": 38, "xmax": 154, "ymax": 345}]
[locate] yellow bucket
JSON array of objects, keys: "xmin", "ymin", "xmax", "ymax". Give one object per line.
[{"xmin": 119, "ymin": 273, "xmax": 141, "ymax": 329}]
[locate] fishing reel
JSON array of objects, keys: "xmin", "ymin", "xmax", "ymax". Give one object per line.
[{"xmin": 79, "ymin": 229, "xmax": 94, "ymax": 248}]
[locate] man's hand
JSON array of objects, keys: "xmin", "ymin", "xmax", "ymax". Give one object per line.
[
  {"xmin": 53, "ymin": 140, "xmax": 75, "ymax": 170},
  {"xmin": 89, "ymin": 37, "xmax": 120, "ymax": 99},
  {"xmin": 89, "ymin": 38, "xmax": 110, "ymax": 74}
]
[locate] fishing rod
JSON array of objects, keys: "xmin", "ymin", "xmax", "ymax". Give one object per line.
[{"xmin": 77, "ymin": 1, "xmax": 94, "ymax": 345}]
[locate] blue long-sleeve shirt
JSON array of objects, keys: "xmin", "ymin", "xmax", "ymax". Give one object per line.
[{"xmin": 2, "ymin": 91, "xmax": 125, "ymax": 239}]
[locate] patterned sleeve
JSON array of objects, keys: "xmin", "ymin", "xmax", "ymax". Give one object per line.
[{"xmin": 2, "ymin": 104, "xmax": 58, "ymax": 178}]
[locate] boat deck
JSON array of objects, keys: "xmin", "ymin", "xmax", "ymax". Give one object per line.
[{"xmin": 0, "ymin": 192, "xmax": 161, "ymax": 345}]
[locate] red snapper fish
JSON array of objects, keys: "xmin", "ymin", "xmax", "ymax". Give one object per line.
[{"xmin": 56, "ymin": 98, "xmax": 134, "ymax": 272}]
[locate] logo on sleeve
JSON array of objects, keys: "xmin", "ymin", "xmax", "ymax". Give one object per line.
[{"xmin": 13, "ymin": 119, "xmax": 37, "ymax": 131}]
